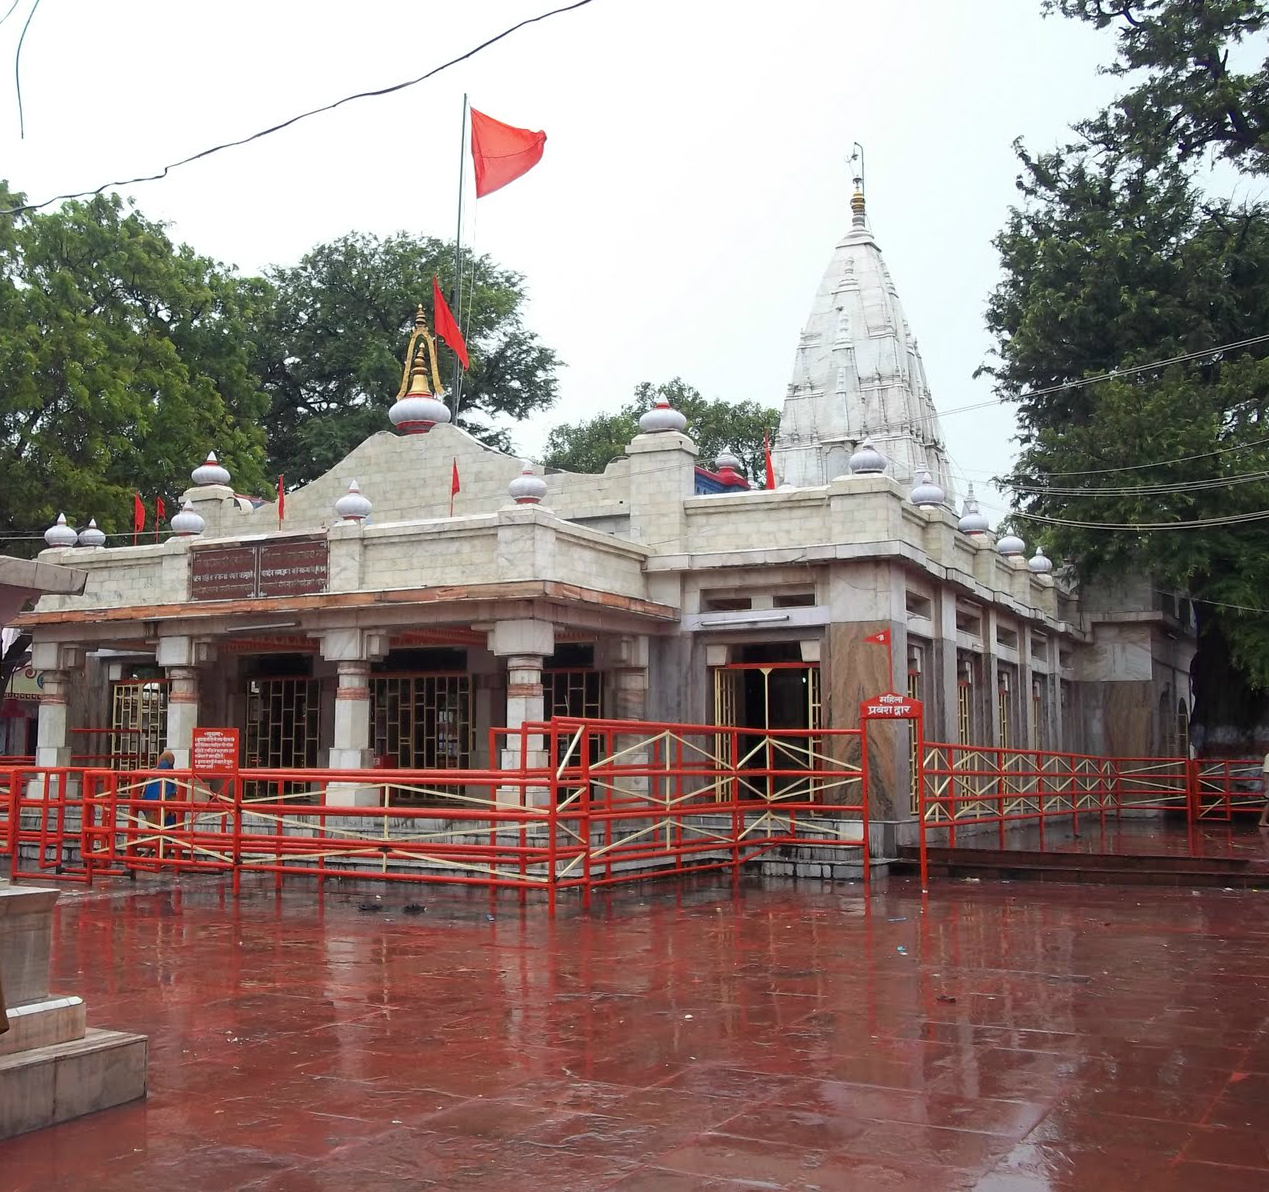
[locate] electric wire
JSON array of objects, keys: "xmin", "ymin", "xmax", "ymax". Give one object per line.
[
  {"xmin": 0, "ymin": 0, "xmax": 598, "ymax": 215},
  {"xmin": 0, "ymin": 0, "xmax": 23, "ymax": 31},
  {"xmin": 1012, "ymin": 470, "xmax": 1269, "ymax": 497},
  {"xmin": 1012, "ymin": 507, "xmax": 1269, "ymax": 531},
  {"xmin": 13, "ymin": 0, "xmax": 39, "ymax": 139}
]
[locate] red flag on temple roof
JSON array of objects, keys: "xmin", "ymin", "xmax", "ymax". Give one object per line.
[
  {"xmin": 764, "ymin": 431, "xmax": 776, "ymax": 490},
  {"xmin": 432, "ymin": 275, "xmax": 469, "ymax": 371},
  {"xmin": 277, "ymin": 475, "xmax": 285, "ymax": 528},
  {"xmin": 449, "ymin": 458, "xmax": 461, "ymax": 518},
  {"xmin": 132, "ymin": 492, "xmax": 145, "ymax": 546},
  {"xmin": 154, "ymin": 496, "xmax": 165, "ymax": 542},
  {"xmin": 469, "ymin": 107, "xmax": 546, "ymax": 198}
]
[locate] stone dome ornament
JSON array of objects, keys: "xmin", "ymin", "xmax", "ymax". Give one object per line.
[
  {"xmin": 714, "ymin": 449, "xmax": 743, "ymax": 478},
  {"xmin": 957, "ymin": 484, "xmax": 989, "ymax": 535},
  {"xmin": 44, "ymin": 513, "xmax": 78, "ymax": 548},
  {"xmin": 334, "ymin": 480, "xmax": 372, "ymax": 522},
  {"xmin": 508, "ymin": 462, "xmax": 548, "ymax": 505},
  {"xmin": 638, "ymin": 395, "xmax": 687, "ymax": 434},
  {"xmin": 997, "ymin": 531, "xmax": 1026, "ymax": 557},
  {"xmin": 849, "ymin": 438, "xmax": 886, "ymax": 475},
  {"xmin": 910, "ymin": 471, "xmax": 945, "ymax": 509},
  {"xmin": 170, "ymin": 501, "xmax": 205, "ymax": 537},
  {"xmin": 77, "ymin": 519, "xmax": 106, "ymax": 548},
  {"xmin": 191, "ymin": 451, "xmax": 231, "ymax": 487},
  {"xmin": 1029, "ymin": 545, "xmax": 1053, "ymax": 574},
  {"xmin": 389, "ymin": 305, "xmax": 451, "ymax": 434}
]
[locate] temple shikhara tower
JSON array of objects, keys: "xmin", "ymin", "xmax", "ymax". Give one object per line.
[{"xmin": 775, "ymin": 170, "xmax": 954, "ymax": 497}]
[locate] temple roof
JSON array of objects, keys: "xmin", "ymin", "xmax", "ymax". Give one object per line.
[{"xmin": 773, "ymin": 176, "xmax": 954, "ymax": 498}]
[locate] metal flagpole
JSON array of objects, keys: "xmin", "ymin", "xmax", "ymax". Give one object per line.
[{"xmin": 451, "ymin": 93, "xmax": 469, "ymax": 418}]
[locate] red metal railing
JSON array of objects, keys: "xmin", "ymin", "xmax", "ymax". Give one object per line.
[{"xmin": 1192, "ymin": 758, "xmax": 1263, "ymax": 820}]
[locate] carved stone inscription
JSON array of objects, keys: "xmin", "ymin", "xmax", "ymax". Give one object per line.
[{"xmin": 191, "ymin": 537, "xmax": 328, "ymax": 601}]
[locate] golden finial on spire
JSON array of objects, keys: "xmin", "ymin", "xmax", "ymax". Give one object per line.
[{"xmin": 395, "ymin": 302, "xmax": 445, "ymax": 402}]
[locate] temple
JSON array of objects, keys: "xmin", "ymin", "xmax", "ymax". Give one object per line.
[{"xmin": 14, "ymin": 171, "xmax": 1195, "ymax": 851}]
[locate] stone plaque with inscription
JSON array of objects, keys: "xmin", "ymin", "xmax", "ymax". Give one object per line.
[
  {"xmin": 258, "ymin": 538, "xmax": 328, "ymax": 598},
  {"xmin": 191, "ymin": 537, "xmax": 327, "ymax": 601},
  {"xmin": 191, "ymin": 546, "xmax": 257, "ymax": 601}
]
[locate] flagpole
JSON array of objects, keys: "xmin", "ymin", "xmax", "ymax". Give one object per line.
[{"xmin": 452, "ymin": 92, "xmax": 468, "ymax": 418}]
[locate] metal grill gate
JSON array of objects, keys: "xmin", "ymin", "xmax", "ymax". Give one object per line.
[
  {"xmin": 244, "ymin": 677, "xmax": 320, "ymax": 770},
  {"xmin": 370, "ymin": 673, "xmax": 473, "ymax": 769},
  {"xmin": 109, "ymin": 680, "xmax": 168, "ymax": 770}
]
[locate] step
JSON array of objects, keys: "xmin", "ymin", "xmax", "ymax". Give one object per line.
[{"xmin": 0, "ymin": 1027, "xmax": 148, "ymax": 1140}]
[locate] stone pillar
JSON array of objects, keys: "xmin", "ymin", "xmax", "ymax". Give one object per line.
[
  {"xmin": 330, "ymin": 660, "xmax": 372, "ymax": 771},
  {"xmin": 489, "ymin": 619, "xmax": 554, "ymax": 804},
  {"xmin": 156, "ymin": 636, "xmax": 216, "ymax": 767},
  {"xmin": 29, "ymin": 641, "xmax": 82, "ymax": 771},
  {"xmin": 318, "ymin": 630, "xmax": 387, "ymax": 807}
]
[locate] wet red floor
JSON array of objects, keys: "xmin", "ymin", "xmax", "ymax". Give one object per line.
[{"xmin": 3, "ymin": 872, "xmax": 1269, "ymax": 1191}]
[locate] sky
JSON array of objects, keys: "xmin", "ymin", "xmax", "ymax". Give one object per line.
[{"xmin": 1, "ymin": 0, "xmax": 1129, "ymax": 522}]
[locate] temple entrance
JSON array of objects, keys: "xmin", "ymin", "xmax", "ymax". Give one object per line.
[
  {"xmin": 370, "ymin": 673, "xmax": 473, "ymax": 769},
  {"xmin": 711, "ymin": 644, "xmax": 821, "ymax": 798},
  {"xmin": 107, "ymin": 676, "xmax": 167, "ymax": 770},
  {"xmin": 243, "ymin": 676, "xmax": 320, "ymax": 770}
]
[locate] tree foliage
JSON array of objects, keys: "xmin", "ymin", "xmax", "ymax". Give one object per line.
[
  {"xmin": 0, "ymin": 183, "xmax": 269, "ymax": 551},
  {"xmin": 258, "ymin": 233, "xmax": 560, "ymax": 486},
  {"xmin": 1045, "ymin": 1, "xmax": 1269, "ymax": 169},
  {"xmin": 987, "ymin": 1, "xmax": 1269, "ymax": 739},
  {"xmin": 541, "ymin": 379, "xmax": 779, "ymax": 480}
]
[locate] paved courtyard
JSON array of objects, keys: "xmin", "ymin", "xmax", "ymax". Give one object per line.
[{"xmin": 2, "ymin": 870, "xmax": 1268, "ymax": 1191}]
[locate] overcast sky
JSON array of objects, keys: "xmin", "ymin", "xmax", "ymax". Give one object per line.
[{"xmin": 3, "ymin": 0, "xmax": 1127, "ymax": 523}]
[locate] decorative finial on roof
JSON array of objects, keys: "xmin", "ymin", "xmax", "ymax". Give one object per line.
[
  {"xmin": 639, "ymin": 394, "xmax": 688, "ymax": 435},
  {"xmin": 849, "ymin": 437, "xmax": 886, "ymax": 475},
  {"xmin": 44, "ymin": 513, "xmax": 77, "ymax": 548},
  {"xmin": 192, "ymin": 450, "xmax": 231, "ymax": 487},
  {"xmin": 1029, "ymin": 545, "xmax": 1053, "ymax": 574},
  {"xmin": 997, "ymin": 530, "xmax": 1026, "ymax": 558},
  {"xmin": 849, "ymin": 140, "xmax": 866, "ymax": 229},
  {"xmin": 957, "ymin": 483, "xmax": 989, "ymax": 535},
  {"xmin": 77, "ymin": 518, "xmax": 106, "ymax": 548},
  {"xmin": 910, "ymin": 470, "xmax": 945, "ymax": 509},
  {"xmin": 508, "ymin": 462, "xmax": 548, "ymax": 505},
  {"xmin": 335, "ymin": 479, "xmax": 372, "ymax": 522},
  {"xmin": 390, "ymin": 303, "xmax": 451, "ymax": 434},
  {"xmin": 170, "ymin": 501, "xmax": 205, "ymax": 537}
]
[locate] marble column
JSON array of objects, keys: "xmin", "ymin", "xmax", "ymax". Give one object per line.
[
  {"xmin": 33, "ymin": 669, "xmax": 71, "ymax": 770},
  {"xmin": 488, "ymin": 619, "xmax": 554, "ymax": 805},
  {"xmin": 164, "ymin": 667, "xmax": 198, "ymax": 768},
  {"xmin": 319, "ymin": 630, "xmax": 387, "ymax": 807}
]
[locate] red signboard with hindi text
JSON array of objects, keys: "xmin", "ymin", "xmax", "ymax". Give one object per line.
[{"xmin": 191, "ymin": 727, "xmax": 240, "ymax": 775}]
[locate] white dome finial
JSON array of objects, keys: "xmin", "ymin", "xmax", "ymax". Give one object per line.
[
  {"xmin": 508, "ymin": 462, "xmax": 548, "ymax": 505},
  {"xmin": 44, "ymin": 513, "xmax": 78, "ymax": 547},
  {"xmin": 334, "ymin": 479, "xmax": 373, "ymax": 522},
  {"xmin": 192, "ymin": 451, "xmax": 231, "ymax": 487},
  {"xmin": 638, "ymin": 394, "xmax": 687, "ymax": 434},
  {"xmin": 77, "ymin": 518, "xmax": 106, "ymax": 548},
  {"xmin": 958, "ymin": 483, "xmax": 989, "ymax": 534},
  {"xmin": 910, "ymin": 470, "xmax": 945, "ymax": 509},
  {"xmin": 170, "ymin": 501, "xmax": 205, "ymax": 537}
]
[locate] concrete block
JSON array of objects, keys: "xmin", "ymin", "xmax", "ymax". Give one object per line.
[
  {"xmin": 0, "ymin": 885, "xmax": 59, "ymax": 1005},
  {"xmin": 0, "ymin": 996, "xmax": 86, "ymax": 1057},
  {"xmin": 0, "ymin": 1029, "xmax": 148, "ymax": 1140}
]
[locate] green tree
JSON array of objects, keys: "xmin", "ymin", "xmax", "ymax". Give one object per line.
[
  {"xmin": 985, "ymin": 1, "xmax": 1269, "ymax": 742},
  {"xmin": 1045, "ymin": 1, "xmax": 1269, "ymax": 169},
  {"xmin": 257, "ymin": 232, "xmax": 560, "ymax": 486},
  {"xmin": 0, "ymin": 183, "xmax": 269, "ymax": 550},
  {"xmin": 542, "ymin": 379, "xmax": 780, "ymax": 480}
]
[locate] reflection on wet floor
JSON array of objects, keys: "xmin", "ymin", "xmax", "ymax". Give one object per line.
[{"xmin": 2, "ymin": 871, "xmax": 1268, "ymax": 1191}]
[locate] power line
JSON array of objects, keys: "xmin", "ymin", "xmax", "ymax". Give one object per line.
[
  {"xmin": 921, "ymin": 332, "xmax": 1269, "ymax": 426},
  {"xmin": 1155, "ymin": 590, "xmax": 1269, "ymax": 618},
  {"xmin": 1012, "ymin": 469, "xmax": 1269, "ymax": 498},
  {"xmin": 1013, "ymin": 507, "xmax": 1269, "ymax": 531},
  {"xmin": 13, "ymin": 0, "xmax": 39, "ymax": 139},
  {"xmin": 0, "ymin": 0, "xmax": 598, "ymax": 215},
  {"xmin": 0, "ymin": 1, "xmax": 23, "ymax": 31}
]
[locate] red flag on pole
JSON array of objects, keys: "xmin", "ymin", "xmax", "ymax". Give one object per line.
[
  {"xmin": 154, "ymin": 496, "xmax": 165, "ymax": 541},
  {"xmin": 469, "ymin": 107, "xmax": 546, "ymax": 198},
  {"xmin": 277, "ymin": 475, "xmax": 285, "ymax": 528},
  {"xmin": 864, "ymin": 630, "xmax": 891, "ymax": 646},
  {"xmin": 432, "ymin": 275, "xmax": 470, "ymax": 371},
  {"xmin": 449, "ymin": 458, "xmax": 461, "ymax": 517},
  {"xmin": 132, "ymin": 492, "xmax": 145, "ymax": 545},
  {"xmin": 764, "ymin": 431, "xmax": 776, "ymax": 490}
]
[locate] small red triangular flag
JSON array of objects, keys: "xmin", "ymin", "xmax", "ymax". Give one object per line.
[
  {"xmin": 470, "ymin": 107, "xmax": 546, "ymax": 198},
  {"xmin": 433, "ymin": 275, "xmax": 469, "ymax": 371}
]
